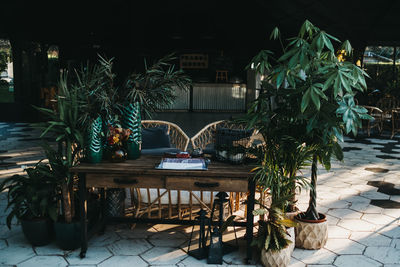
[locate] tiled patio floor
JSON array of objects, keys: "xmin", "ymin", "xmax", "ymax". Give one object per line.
[{"xmin": 0, "ymin": 122, "xmax": 399, "ymax": 266}]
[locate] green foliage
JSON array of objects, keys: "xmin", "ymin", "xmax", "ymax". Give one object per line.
[
  {"xmin": 0, "ymin": 51, "xmax": 8, "ymax": 73},
  {"xmin": 34, "ymin": 71, "xmax": 84, "ymax": 167},
  {"xmin": 0, "ymin": 163, "xmax": 58, "ymax": 229},
  {"xmin": 34, "ymin": 72, "xmax": 84, "ymax": 223},
  {"xmin": 123, "ymin": 53, "xmax": 191, "ymax": 118},
  {"xmin": 249, "ymin": 136, "xmax": 313, "ymax": 211},
  {"xmin": 246, "ymin": 20, "xmax": 371, "ymax": 221},
  {"xmin": 39, "ymin": 142, "xmax": 76, "ymax": 223},
  {"xmin": 75, "ymin": 55, "xmax": 119, "ymax": 129}
]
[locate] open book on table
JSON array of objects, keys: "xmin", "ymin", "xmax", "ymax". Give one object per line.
[{"xmin": 156, "ymin": 158, "xmax": 208, "ymax": 170}]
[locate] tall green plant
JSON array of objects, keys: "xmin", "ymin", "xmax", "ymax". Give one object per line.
[
  {"xmin": 75, "ymin": 55, "xmax": 119, "ymax": 129},
  {"xmin": 34, "ymin": 71, "xmax": 83, "ymax": 223},
  {"xmin": 247, "ymin": 20, "xmax": 371, "ymax": 220},
  {"xmin": 123, "ymin": 53, "xmax": 191, "ymax": 118}
]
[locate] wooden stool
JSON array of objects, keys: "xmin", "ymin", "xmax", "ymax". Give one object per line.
[{"xmin": 215, "ymin": 70, "xmax": 228, "ymax": 82}]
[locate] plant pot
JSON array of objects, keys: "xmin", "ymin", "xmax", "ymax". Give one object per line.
[
  {"xmin": 87, "ymin": 147, "xmax": 103, "ymax": 164},
  {"xmin": 108, "ymin": 147, "xmax": 127, "ymax": 163},
  {"xmin": 54, "ymin": 220, "xmax": 81, "ymax": 250},
  {"xmin": 105, "ymin": 188, "xmax": 126, "ymax": 217},
  {"xmin": 21, "ymin": 217, "xmax": 53, "ymax": 246},
  {"xmin": 126, "ymin": 141, "xmax": 141, "ymax": 160},
  {"xmin": 294, "ymin": 213, "xmax": 328, "ymax": 249},
  {"xmin": 260, "ymin": 245, "xmax": 291, "ymax": 267},
  {"xmin": 122, "ymin": 102, "xmax": 142, "ymax": 159},
  {"xmin": 286, "ymin": 227, "xmax": 295, "ymax": 256},
  {"xmin": 87, "ymin": 116, "xmax": 103, "ymax": 164}
]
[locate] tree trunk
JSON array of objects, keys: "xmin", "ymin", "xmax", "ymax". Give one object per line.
[
  {"xmin": 61, "ymin": 183, "xmax": 72, "ymax": 223},
  {"xmin": 304, "ymin": 154, "xmax": 319, "ymax": 220}
]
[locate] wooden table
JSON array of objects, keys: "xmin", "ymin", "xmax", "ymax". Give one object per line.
[{"xmin": 72, "ymin": 155, "xmax": 256, "ymax": 263}]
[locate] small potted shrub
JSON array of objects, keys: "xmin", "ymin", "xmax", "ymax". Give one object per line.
[
  {"xmin": 0, "ymin": 163, "xmax": 58, "ymax": 246},
  {"xmin": 252, "ymin": 197, "xmax": 296, "ymax": 267}
]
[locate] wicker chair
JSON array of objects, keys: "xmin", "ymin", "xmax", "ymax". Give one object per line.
[
  {"xmin": 190, "ymin": 120, "xmax": 259, "ymax": 150},
  {"xmin": 131, "ymin": 120, "xmax": 224, "ymax": 220},
  {"xmin": 142, "ymin": 120, "xmax": 189, "ymax": 151},
  {"xmin": 190, "ymin": 120, "xmax": 260, "ymax": 216},
  {"xmin": 361, "ymin": 105, "xmax": 384, "ymax": 136},
  {"xmin": 362, "ymin": 96, "xmax": 400, "ymax": 136}
]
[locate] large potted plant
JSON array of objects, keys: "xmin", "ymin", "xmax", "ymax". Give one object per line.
[
  {"xmin": 35, "ymin": 71, "xmax": 85, "ymax": 250},
  {"xmin": 252, "ymin": 196, "xmax": 296, "ymax": 267},
  {"xmin": 247, "ymin": 20, "xmax": 371, "ymax": 249},
  {"xmin": 0, "ymin": 163, "xmax": 58, "ymax": 246}
]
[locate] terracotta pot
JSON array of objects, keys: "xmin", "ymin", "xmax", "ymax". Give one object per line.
[{"xmin": 294, "ymin": 213, "xmax": 328, "ymax": 249}]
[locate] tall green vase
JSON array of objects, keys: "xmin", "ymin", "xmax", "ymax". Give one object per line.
[
  {"xmin": 87, "ymin": 116, "xmax": 103, "ymax": 163},
  {"xmin": 122, "ymin": 102, "xmax": 141, "ymax": 160}
]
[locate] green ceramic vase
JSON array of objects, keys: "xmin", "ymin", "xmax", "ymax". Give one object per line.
[
  {"xmin": 122, "ymin": 102, "xmax": 142, "ymax": 160},
  {"xmin": 126, "ymin": 141, "xmax": 141, "ymax": 160},
  {"xmin": 87, "ymin": 116, "xmax": 103, "ymax": 163}
]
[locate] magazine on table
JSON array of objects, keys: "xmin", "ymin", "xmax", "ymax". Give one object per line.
[{"xmin": 156, "ymin": 157, "xmax": 208, "ymax": 170}]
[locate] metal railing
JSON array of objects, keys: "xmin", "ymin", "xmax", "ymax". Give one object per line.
[{"xmin": 161, "ymin": 83, "xmax": 247, "ymax": 112}]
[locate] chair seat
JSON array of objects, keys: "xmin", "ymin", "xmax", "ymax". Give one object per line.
[{"xmin": 134, "ymin": 189, "xmax": 218, "ymax": 205}]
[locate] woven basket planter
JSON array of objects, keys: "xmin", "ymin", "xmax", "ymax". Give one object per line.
[
  {"xmin": 294, "ymin": 213, "xmax": 328, "ymax": 249},
  {"xmin": 260, "ymin": 245, "xmax": 291, "ymax": 267}
]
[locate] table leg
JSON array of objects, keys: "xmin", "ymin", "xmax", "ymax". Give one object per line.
[
  {"xmin": 79, "ymin": 173, "xmax": 88, "ymax": 258},
  {"xmin": 245, "ymin": 179, "xmax": 255, "ymax": 264},
  {"xmin": 99, "ymin": 188, "xmax": 106, "ymax": 234}
]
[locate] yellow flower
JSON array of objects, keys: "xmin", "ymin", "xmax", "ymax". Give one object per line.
[{"xmin": 113, "ymin": 136, "xmax": 120, "ymax": 144}]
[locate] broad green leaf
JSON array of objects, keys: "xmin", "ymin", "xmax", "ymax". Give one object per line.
[
  {"xmin": 341, "ymin": 40, "xmax": 352, "ymax": 55},
  {"xmin": 301, "ymin": 89, "xmax": 311, "ymax": 113},
  {"xmin": 310, "ymin": 86, "xmax": 321, "ymax": 110},
  {"xmin": 321, "ymin": 32, "xmax": 334, "ymax": 52}
]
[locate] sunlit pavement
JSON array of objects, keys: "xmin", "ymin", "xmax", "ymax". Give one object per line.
[{"xmin": 0, "ymin": 122, "xmax": 399, "ymax": 266}]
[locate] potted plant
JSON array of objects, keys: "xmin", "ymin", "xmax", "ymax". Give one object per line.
[
  {"xmin": 35, "ymin": 71, "xmax": 85, "ymax": 250},
  {"xmin": 0, "ymin": 163, "xmax": 58, "ymax": 246},
  {"xmin": 252, "ymin": 196, "xmax": 296, "ymax": 267},
  {"xmin": 247, "ymin": 20, "xmax": 371, "ymax": 249},
  {"xmin": 74, "ymin": 55, "xmax": 119, "ymax": 163}
]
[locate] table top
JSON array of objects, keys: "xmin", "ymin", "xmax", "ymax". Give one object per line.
[{"xmin": 71, "ymin": 155, "xmax": 255, "ymax": 179}]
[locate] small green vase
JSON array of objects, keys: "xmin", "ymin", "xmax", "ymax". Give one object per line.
[
  {"xmin": 126, "ymin": 141, "xmax": 141, "ymax": 160},
  {"xmin": 87, "ymin": 116, "xmax": 103, "ymax": 164},
  {"xmin": 87, "ymin": 148, "xmax": 103, "ymax": 163}
]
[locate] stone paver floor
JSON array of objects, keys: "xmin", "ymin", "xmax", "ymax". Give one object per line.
[{"xmin": 0, "ymin": 122, "xmax": 399, "ymax": 266}]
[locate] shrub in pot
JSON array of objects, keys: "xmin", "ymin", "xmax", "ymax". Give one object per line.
[
  {"xmin": 247, "ymin": 20, "xmax": 371, "ymax": 249},
  {"xmin": 36, "ymin": 71, "xmax": 85, "ymax": 250},
  {"xmin": 40, "ymin": 142, "xmax": 82, "ymax": 250},
  {"xmin": 252, "ymin": 198, "xmax": 296, "ymax": 267},
  {"xmin": 0, "ymin": 163, "xmax": 58, "ymax": 246}
]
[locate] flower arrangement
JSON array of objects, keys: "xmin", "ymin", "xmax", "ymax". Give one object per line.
[
  {"xmin": 107, "ymin": 126, "xmax": 132, "ymax": 148},
  {"xmin": 106, "ymin": 125, "xmax": 132, "ymax": 162}
]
